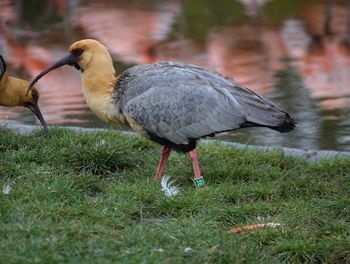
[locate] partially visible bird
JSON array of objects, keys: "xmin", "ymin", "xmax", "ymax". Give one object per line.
[
  {"xmin": 0, "ymin": 55, "xmax": 47, "ymax": 131},
  {"xmin": 27, "ymin": 39, "xmax": 295, "ymax": 187}
]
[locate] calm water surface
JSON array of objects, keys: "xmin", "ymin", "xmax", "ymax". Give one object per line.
[{"xmin": 1, "ymin": 0, "xmax": 350, "ymax": 151}]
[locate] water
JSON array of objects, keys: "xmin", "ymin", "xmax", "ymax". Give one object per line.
[{"xmin": 1, "ymin": 0, "xmax": 350, "ymax": 151}]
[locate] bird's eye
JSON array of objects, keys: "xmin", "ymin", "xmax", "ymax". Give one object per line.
[
  {"xmin": 73, "ymin": 48, "xmax": 84, "ymax": 55},
  {"xmin": 32, "ymin": 90, "xmax": 39, "ymax": 101}
]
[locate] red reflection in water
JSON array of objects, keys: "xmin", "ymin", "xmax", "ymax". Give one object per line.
[
  {"xmin": 72, "ymin": 1, "xmax": 181, "ymax": 64},
  {"xmin": 298, "ymin": 3, "xmax": 350, "ymax": 109},
  {"xmin": 207, "ymin": 26, "xmax": 272, "ymax": 94}
]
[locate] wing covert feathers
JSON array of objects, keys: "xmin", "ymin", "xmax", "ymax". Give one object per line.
[{"xmin": 114, "ymin": 62, "xmax": 295, "ymax": 147}]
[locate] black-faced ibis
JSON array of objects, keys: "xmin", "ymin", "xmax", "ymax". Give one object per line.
[
  {"xmin": 27, "ymin": 39, "xmax": 295, "ymax": 187},
  {"xmin": 0, "ymin": 55, "xmax": 47, "ymax": 132}
]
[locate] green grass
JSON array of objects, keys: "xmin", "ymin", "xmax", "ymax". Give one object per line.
[{"xmin": 0, "ymin": 127, "xmax": 349, "ymax": 263}]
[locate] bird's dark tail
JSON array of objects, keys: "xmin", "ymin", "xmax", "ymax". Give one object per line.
[
  {"xmin": 242, "ymin": 112, "xmax": 296, "ymax": 133},
  {"xmin": 268, "ymin": 112, "xmax": 296, "ymax": 133}
]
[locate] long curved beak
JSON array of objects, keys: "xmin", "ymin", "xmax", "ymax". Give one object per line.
[
  {"xmin": 26, "ymin": 52, "xmax": 80, "ymax": 96},
  {"xmin": 0, "ymin": 55, "xmax": 7, "ymax": 82},
  {"xmin": 27, "ymin": 103, "xmax": 48, "ymax": 132}
]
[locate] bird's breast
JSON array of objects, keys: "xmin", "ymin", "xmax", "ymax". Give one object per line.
[{"xmin": 83, "ymin": 90, "xmax": 129, "ymax": 128}]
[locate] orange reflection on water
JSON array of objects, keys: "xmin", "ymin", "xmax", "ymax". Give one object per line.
[
  {"xmin": 297, "ymin": 3, "xmax": 350, "ymax": 109},
  {"xmin": 72, "ymin": 1, "xmax": 181, "ymax": 64},
  {"xmin": 207, "ymin": 26, "xmax": 273, "ymax": 94}
]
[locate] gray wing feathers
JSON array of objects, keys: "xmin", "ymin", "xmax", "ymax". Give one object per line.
[
  {"xmin": 123, "ymin": 68, "xmax": 246, "ymax": 144},
  {"xmin": 120, "ymin": 62, "xmax": 286, "ymax": 144},
  {"xmin": 226, "ymin": 85, "xmax": 287, "ymax": 126},
  {"xmin": 125, "ymin": 85, "xmax": 245, "ymax": 144}
]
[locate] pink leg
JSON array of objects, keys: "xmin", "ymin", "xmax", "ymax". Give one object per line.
[
  {"xmin": 154, "ymin": 146, "xmax": 171, "ymax": 181},
  {"xmin": 187, "ymin": 149, "xmax": 202, "ymax": 179}
]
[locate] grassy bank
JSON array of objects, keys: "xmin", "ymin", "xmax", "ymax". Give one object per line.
[{"xmin": 0, "ymin": 127, "xmax": 349, "ymax": 263}]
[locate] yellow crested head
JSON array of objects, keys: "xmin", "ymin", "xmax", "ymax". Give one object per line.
[
  {"xmin": 68, "ymin": 39, "xmax": 105, "ymax": 52},
  {"xmin": 68, "ymin": 39, "xmax": 113, "ymax": 72},
  {"xmin": 27, "ymin": 38, "xmax": 115, "ymax": 95},
  {"xmin": 0, "ymin": 76, "xmax": 37, "ymax": 107},
  {"xmin": 19, "ymin": 82, "xmax": 41, "ymax": 107},
  {"xmin": 0, "ymin": 76, "xmax": 48, "ymax": 131}
]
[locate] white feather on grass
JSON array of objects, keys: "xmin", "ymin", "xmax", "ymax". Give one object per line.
[
  {"xmin": 161, "ymin": 175, "xmax": 180, "ymax": 197},
  {"xmin": 265, "ymin": 223, "xmax": 281, "ymax": 228},
  {"xmin": 2, "ymin": 183, "xmax": 12, "ymax": 195}
]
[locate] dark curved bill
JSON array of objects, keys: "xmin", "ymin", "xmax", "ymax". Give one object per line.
[
  {"xmin": 28, "ymin": 103, "xmax": 48, "ymax": 132},
  {"xmin": 0, "ymin": 55, "xmax": 6, "ymax": 81},
  {"xmin": 26, "ymin": 52, "xmax": 79, "ymax": 96}
]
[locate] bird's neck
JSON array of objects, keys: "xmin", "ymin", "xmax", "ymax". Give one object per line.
[
  {"xmin": 81, "ymin": 59, "xmax": 128, "ymax": 127},
  {"xmin": 81, "ymin": 55, "xmax": 116, "ymax": 95}
]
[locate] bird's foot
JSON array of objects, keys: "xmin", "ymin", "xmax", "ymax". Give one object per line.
[{"xmin": 193, "ymin": 176, "xmax": 206, "ymax": 188}]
